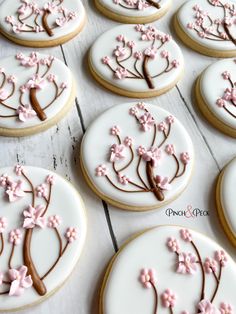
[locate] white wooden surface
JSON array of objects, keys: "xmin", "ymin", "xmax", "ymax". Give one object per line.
[{"xmin": 0, "ymin": 0, "xmax": 236, "ymax": 313}]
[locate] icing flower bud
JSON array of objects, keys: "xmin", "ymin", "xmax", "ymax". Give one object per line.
[
  {"xmin": 129, "ymin": 106, "xmax": 139, "ymax": 116},
  {"xmin": 65, "ymin": 227, "xmax": 78, "ymax": 243},
  {"xmin": 116, "ymin": 34, "xmax": 126, "ymax": 42},
  {"xmin": 180, "ymin": 229, "xmax": 192, "ymax": 242},
  {"xmin": 166, "ymin": 237, "xmax": 180, "ymax": 253},
  {"xmin": 161, "ymin": 50, "xmax": 169, "ymax": 59},
  {"xmin": 110, "ymin": 125, "xmax": 121, "ymax": 136},
  {"xmin": 102, "ymin": 56, "xmax": 111, "ymax": 65},
  {"xmin": 133, "ymin": 51, "xmax": 142, "ymax": 60},
  {"xmin": 15, "ymin": 165, "xmax": 25, "ymax": 176},
  {"xmin": 0, "ymin": 217, "xmax": 7, "ymax": 233},
  {"xmin": 35, "ymin": 184, "xmax": 47, "ymax": 198},
  {"xmin": 137, "ymin": 145, "xmax": 146, "ymax": 156},
  {"xmin": 215, "ymin": 250, "xmax": 228, "ymax": 266},
  {"xmin": 216, "ymin": 98, "xmax": 225, "ymax": 108},
  {"xmin": 9, "ymin": 229, "xmax": 22, "ymax": 245},
  {"xmin": 204, "ymin": 258, "xmax": 217, "ymax": 274},
  {"xmin": 124, "ymin": 136, "xmax": 133, "ymax": 147},
  {"xmin": 96, "ymin": 165, "xmax": 108, "ymax": 177},
  {"xmin": 139, "ymin": 112, "xmax": 155, "ymax": 132},
  {"xmin": 110, "ymin": 144, "xmax": 125, "ymax": 162},
  {"xmin": 180, "ymin": 152, "xmax": 190, "ymax": 165},
  {"xmin": 137, "ymin": 102, "xmax": 147, "ymax": 110},
  {"xmin": 60, "ymin": 82, "xmax": 68, "ymax": 89},
  {"xmin": 165, "ymin": 144, "xmax": 175, "ymax": 155},
  {"xmin": 46, "ymin": 174, "xmax": 55, "ymax": 185},
  {"xmin": 222, "ymin": 71, "xmax": 231, "ymax": 80},
  {"xmin": 161, "ymin": 289, "xmax": 177, "ymax": 308},
  {"xmin": 219, "ymin": 303, "xmax": 233, "ymax": 314},
  {"xmin": 47, "ymin": 74, "xmax": 57, "ymax": 82},
  {"xmin": 177, "ymin": 252, "xmax": 197, "ymax": 274},
  {"xmin": 166, "ymin": 115, "xmax": 175, "ymax": 124},
  {"xmin": 139, "ymin": 268, "xmax": 157, "ymax": 288},
  {"xmin": 155, "ymin": 176, "xmax": 171, "ymax": 190},
  {"xmin": 114, "ymin": 67, "xmax": 128, "ymax": 80},
  {"xmin": 117, "ymin": 173, "xmax": 130, "ymax": 185},
  {"xmin": 0, "ymin": 174, "xmax": 11, "ymax": 187},
  {"xmin": 7, "ymin": 75, "xmax": 17, "ymax": 84},
  {"xmin": 48, "ymin": 215, "xmax": 62, "ymax": 228}
]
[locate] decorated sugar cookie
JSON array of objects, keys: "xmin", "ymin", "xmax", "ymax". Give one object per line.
[
  {"xmin": 95, "ymin": 0, "xmax": 172, "ymax": 24},
  {"xmin": 81, "ymin": 102, "xmax": 194, "ymax": 211},
  {"xmin": 89, "ymin": 24, "xmax": 184, "ymax": 98},
  {"xmin": 195, "ymin": 58, "xmax": 236, "ymax": 137},
  {"xmin": 0, "ymin": 166, "xmax": 86, "ymax": 311},
  {"xmin": 216, "ymin": 158, "xmax": 236, "ymax": 247},
  {"xmin": 100, "ymin": 226, "xmax": 236, "ymax": 314},
  {"xmin": 174, "ymin": 0, "xmax": 236, "ymax": 57},
  {"xmin": 0, "ymin": 0, "xmax": 86, "ymax": 47},
  {"xmin": 0, "ymin": 52, "xmax": 75, "ymax": 137}
]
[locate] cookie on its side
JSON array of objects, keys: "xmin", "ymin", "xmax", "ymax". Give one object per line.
[
  {"xmin": 174, "ymin": 0, "xmax": 236, "ymax": 58},
  {"xmin": 95, "ymin": 0, "xmax": 172, "ymax": 24},
  {"xmin": 0, "ymin": 166, "xmax": 86, "ymax": 311},
  {"xmin": 89, "ymin": 24, "xmax": 184, "ymax": 98},
  {"xmin": 0, "ymin": 52, "xmax": 76, "ymax": 137},
  {"xmin": 81, "ymin": 102, "xmax": 194, "ymax": 211},
  {"xmin": 100, "ymin": 226, "xmax": 236, "ymax": 314},
  {"xmin": 195, "ymin": 58, "xmax": 236, "ymax": 137},
  {"xmin": 216, "ymin": 158, "xmax": 236, "ymax": 247},
  {"xmin": 0, "ymin": 0, "xmax": 86, "ymax": 47}
]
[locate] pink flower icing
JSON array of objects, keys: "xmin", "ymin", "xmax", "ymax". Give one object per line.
[
  {"xmin": 27, "ymin": 75, "xmax": 45, "ymax": 90},
  {"xmin": 215, "ymin": 250, "xmax": 228, "ymax": 266},
  {"xmin": 165, "ymin": 144, "xmax": 175, "ymax": 155},
  {"xmin": 96, "ymin": 165, "xmax": 108, "ymax": 177},
  {"xmin": 137, "ymin": 102, "xmax": 147, "ymax": 110},
  {"xmin": 139, "ymin": 268, "xmax": 157, "ymax": 289},
  {"xmin": 65, "ymin": 227, "xmax": 78, "ymax": 243},
  {"xmin": 166, "ymin": 115, "xmax": 175, "ymax": 124},
  {"xmin": 23, "ymin": 205, "xmax": 46, "ymax": 229},
  {"xmin": 17, "ymin": 105, "xmax": 37, "ymax": 122},
  {"xmin": 161, "ymin": 289, "xmax": 177, "ymax": 308},
  {"xmin": 158, "ymin": 121, "xmax": 167, "ymax": 132},
  {"xmin": 117, "ymin": 173, "xmax": 130, "ymax": 185},
  {"xmin": 139, "ymin": 112, "xmax": 155, "ymax": 132},
  {"xmin": 47, "ymin": 74, "xmax": 57, "ymax": 82},
  {"xmin": 144, "ymin": 47, "xmax": 157, "ymax": 59},
  {"xmin": 9, "ymin": 229, "xmax": 22, "ymax": 245},
  {"xmin": 113, "ymin": 46, "xmax": 126, "ymax": 57},
  {"xmin": 180, "ymin": 152, "xmax": 191, "ymax": 165},
  {"xmin": 102, "ymin": 56, "xmax": 111, "ymax": 65},
  {"xmin": 6, "ymin": 180, "xmax": 25, "ymax": 202},
  {"xmin": 114, "ymin": 67, "xmax": 128, "ymax": 79},
  {"xmin": 110, "ymin": 144, "xmax": 126, "ymax": 162},
  {"xmin": 48, "ymin": 215, "xmax": 62, "ymax": 228},
  {"xmin": 0, "ymin": 174, "xmax": 12, "ymax": 187},
  {"xmin": 166, "ymin": 237, "xmax": 180, "ymax": 253},
  {"xmin": 15, "ymin": 165, "xmax": 25, "ymax": 176},
  {"xmin": 219, "ymin": 303, "xmax": 233, "ymax": 314},
  {"xmin": 137, "ymin": 145, "xmax": 146, "ymax": 156},
  {"xmin": 35, "ymin": 184, "xmax": 47, "ymax": 198},
  {"xmin": 177, "ymin": 252, "xmax": 197, "ymax": 274},
  {"xmin": 180, "ymin": 229, "xmax": 192, "ymax": 242},
  {"xmin": 204, "ymin": 258, "xmax": 217, "ymax": 274},
  {"xmin": 155, "ymin": 176, "xmax": 171, "ymax": 191},
  {"xmin": 142, "ymin": 147, "xmax": 161, "ymax": 167},
  {"xmin": 129, "ymin": 106, "xmax": 139, "ymax": 116},
  {"xmin": 198, "ymin": 300, "xmax": 220, "ymax": 314},
  {"xmin": 45, "ymin": 174, "xmax": 55, "ymax": 185},
  {"xmin": 110, "ymin": 125, "xmax": 121, "ymax": 136},
  {"xmin": 124, "ymin": 136, "xmax": 134, "ymax": 147},
  {"xmin": 8, "ymin": 266, "xmax": 33, "ymax": 296},
  {"xmin": 0, "ymin": 217, "xmax": 7, "ymax": 233}
]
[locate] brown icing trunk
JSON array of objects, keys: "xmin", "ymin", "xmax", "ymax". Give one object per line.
[
  {"xmin": 146, "ymin": 161, "xmax": 164, "ymax": 201},
  {"xmin": 23, "ymin": 229, "xmax": 47, "ymax": 296},
  {"xmin": 146, "ymin": 0, "xmax": 161, "ymax": 9},
  {"xmin": 30, "ymin": 88, "xmax": 47, "ymax": 121},
  {"xmin": 42, "ymin": 10, "xmax": 54, "ymax": 37},
  {"xmin": 223, "ymin": 23, "xmax": 236, "ymax": 46},
  {"xmin": 142, "ymin": 56, "xmax": 155, "ymax": 89}
]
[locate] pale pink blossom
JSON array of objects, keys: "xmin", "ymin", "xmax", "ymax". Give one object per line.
[
  {"xmin": 23, "ymin": 205, "xmax": 46, "ymax": 229},
  {"xmin": 5, "ymin": 15, "xmax": 15, "ymax": 24},
  {"xmin": 139, "ymin": 268, "xmax": 157, "ymax": 289},
  {"xmin": 118, "ymin": 173, "xmax": 130, "ymax": 185},
  {"xmin": 114, "ymin": 67, "xmax": 128, "ymax": 79},
  {"xmin": 113, "ymin": 46, "xmax": 126, "ymax": 57},
  {"xmin": 215, "ymin": 250, "xmax": 228, "ymax": 266},
  {"xmin": 17, "ymin": 105, "xmax": 37, "ymax": 122},
  {"xmin": 180, "ymin": 229, "xmax": 192, "ymax": 242},
  {"xmin": 187, "ymin": 22, "xmax": 195, "ymax": 29},
  {"xmin": 142, "ymin": 147, "xmax": 161, "ymax": 167},
  {"xmin": 110, "ymin": 144, "xmax": 125, "ymax": 162},
  {"xmin": 27, "ymin": 75, "xmax": 45, "ymax": 90},
  {"xmin": 177, "ymin": 252, "xmax": 197, "ymax": 274},
  {"xmin": 102, "ymin": 56, "xmax": 111, "ymax": 65},
  {"xmin": 116, "ymin": 34, "xmax": 126, "ymax": 42},
  {"xmin": 65, "ymin": 227, "xmax": 78, "ymax": 243},
  {"xmin": 223, "ymin": 88, "xmax": 236, "ymax": 102},
  {"xmin": 7, "ymin": 75, "xmax": 17, "ymax": 84},
  {"xmin": 137, "ymin": 102, "xmax": 147, "ymax": 110},
  {"xmin": 20, "ymin": 52, "xmax": 39, "ymax": 67},
  {"xmin": 127, "ymin": 41, "xmax": 135, "ymax": 48},
  {"xmin": 47, "ymin": 74, "xmax": 57, "ymax": 82},
  {"xmin": 134, "ymin": 51, "xmax": 143, "ymax": 60},
  {"xmin": 19, "ymin": 85, "xmax": 28, "ymax": 93},
  {"xmin": 165, "ymin": 144, "xmax": 175, "ymax": 155},
  {"xmin": 13, "ymin": 23, "xmax": 25, "ymax": 34},
  {"xmin": 144, "ymin": 47, "xmax": 156, "ymax": 59},
  {"xmin": 222, "ymin": 71, "xmax": 231, "ymax": 80},
  {"xmin": 48, "ymin": 215, "xmax": 62, "ymax": 228},
  {"xmin": 155, "ymin": 176, "xmax": 171, "ymax": 190},
  {"xmin": 137, "ymin": 145, "xmax": 146, "ymax": 156},
  {"xmin": 166, "ymin": 237, "xmax": 180, "ymax": 253},
  {"xmin": 110, "ymin": 125, "xmax": 121, "ymax": 136},
  {"xmin": 166, "ymin": 115, "xmax": 175, "ymax": 124},
  {"xmin": 171, "ymin": 60, "xmax": 180, "ymax": 68},
  {"xmin": 139, "ymin": 113, "xmax": 155, "ymax": 131},
  {"xmin": 35, "ymin": 184, "xmax": 47, "ymax": 198},
  {"xmin": 161, "ymin": 289, "xmax": 177, "ymax": 308},
  {"xmin": 8, "ymin": 266, "xmax": 33, "ymax": 296},
  {"xmin": 9, "ymin": 229, "xmax": 22, "ymax": 245},
  {"xmin": 180, "ymin": 152, "xmax": 190, "ymax": 165},
  {"xmin": 219, "ymin": 303, "xmax": 233, "ymax": 314},
  {"xmin": 124, "ymin": 136, "xmax": 133, "ymax": 147},
  {"xmin": 198, "ymin": 300, "xmax": 220, "ymax": 314},
  {"xmin": 96, "ymin": 165, "xmax": 108, "ymax": 177},
  {"xmin": 216, "ymin": 98, "xmax": 225, "ymax": 107},
  {"xmin": 204, "ymin": 258, "xmax": 217, "ymax": 274},
  {"xmin": 161, "ymin": 50, "xmax": 169, "ymax": 58},
  {"xmin": 67, "ymin": 11, "xmax": 77, "ymax": 20},
  {"xmin": 6, "ymin": 180, "xmax": 25, "ymax": 202},
  {"xmin": 158, "ymin": 121, "xmax": 167, "ymax": 132},
  {"xmin": 0, "ymin": 217, "xmax": 7, "ymax": 233},
  {"xmin": 44, "ymin": 2, "xmax": 56, "ymax": 13},
  {"xmin": 60, "ymin": 82, "xmax": 67, "ymax": 89},
  {"xmin": 0, "ymin": 174, "xmax": 11, "ymax": 187},
  {"xmin": 46, "ymin": 174, "xmax": 55, "ymax": 185},
  {"xmin": 56, "ymin": 17, "xmax": 67, "ymax": 27},
  {"xmin": 15, "ymin": 165, "xmax": 25, "ymax": 176},
  {"xmin": 129, "ymin": 106, "xmax": 139, "ymax": 116}
]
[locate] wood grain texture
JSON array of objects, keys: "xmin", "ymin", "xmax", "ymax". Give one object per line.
[{"xmin": 0, "ymin": 0, "xmax": 235, "ymax": 313}]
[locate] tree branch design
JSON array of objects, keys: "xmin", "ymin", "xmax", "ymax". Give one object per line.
[
  {"xmin": 187, "ymin": 0, "xmax": 236, "ymax": 45},
  {"xmin": 101, "ymin": 25, "xmax": 180, "ymax": 89},
  {"xmin": 5, "ymin": 0, "xmax": 78, "ymax": 37},
  {"xmin": 0, "ymin": 166, "xmax": 78, "ymax": 297},
  {"xmin": 95, "ymin": 103, "xmax": 190, "ymax": 202},
  {"xmin": 0, "ymin": 52, "xmax": 67, "ymax": 122},
  {"xmin": 114, "ymin": 0, "xmax": 161, "ymax": 11}
]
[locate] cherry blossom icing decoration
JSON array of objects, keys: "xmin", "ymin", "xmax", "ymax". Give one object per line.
[
  {"xmin": 95, "ymin": 103, "xmax": 190, "ymax": 203},
  {"xmin": 112, "ymin": 0, "xmax": 161, "ymax": 11},
  {"xmin": 186, "ymin": 0, "xmax": 236, "ymax": 45},
  {"xmin": 0, "ymin": 52, "xmax": 68, "ymax": 123},
  {"xmin": 101, "ymin": 25, "xmax": 180, "ymax": 89},
  {"xmin": 0, "ymin": 166, "xmax": 79, "ymax": 298},
  {"xmin": 216, "ymin": 59, "xmax": 236, "ymax": 119},
  {"xmin": 4, "ymin": 0, "xmax": 79, "ymax": 37}
]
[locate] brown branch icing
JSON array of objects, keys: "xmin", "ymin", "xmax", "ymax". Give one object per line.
[
  {"xmin": 42, "ymin": 10, "xmax": 54, "ymax": 37},
  {"xmin": 142, "ymin": 56, "xmax": 155, "ymax": 89},
  {"xmin": 0, "ymin": 233, "xmax": 4, "ymax": 256},
  {"xmin": 146, "ymin": 161, "xmax": 164, "ymax": 201},
  {"xmin": 29, "ymin": 88, "xmax": 47, "ymax": 121}
]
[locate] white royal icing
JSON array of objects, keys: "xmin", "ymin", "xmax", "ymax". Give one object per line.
[
  {"xmin": 200, "ymin": 58, "xmax": 236, "ymax": 129},
  {"xmin": 176, "ymin": 0, "xmax": 236, "ymax": 52},
  {"xmin": 81, "ymin": 102, "xmax": 194, "ymax": 209},
  {"xmin": 97, "ymin": 0, "xmax": 171, "ymax": 18},
  {"xmin": 102, "ymin": 226, "xmax": 236, "ymax": 314},
  {"xmin": 0, "ymin": 166, "xmax": 86, "ymax": 311},
  {"xmin": 0, "ymin": 0, "xmax": 85, "ymax": 43},
  {"xmin": 0, "ymin": 52, "xmax": 74, "ymax": 132},
  {"xmin": 220, "ymin": 158, "xmax": 236, "ymax": 239},
  {"xmin": 89, "ymin": 24, "xmax": 184, "ymax": 94}
]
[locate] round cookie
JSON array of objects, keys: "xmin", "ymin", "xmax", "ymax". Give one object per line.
[
  {"xmin": 89, "ymin": 24, "xmax": 184, "ymax": 98},
  {"xmin": 0, "ymin": 165, "xmax": 86, "ymax": 311},
  {"xmin": 195, "ymin": 58, "xmax": 236, "ymax": 137},
  {"xmin": 81, "ymin": 102, "xmax": 194, "ymax": 211},
  {"xmin": 0, "ymin": 0, "xmax": 86, "ymax": 48},
  {"xmin": 0, "ymin": 52, "xmax": 75, "ymax": 137},
  {"xmin": 95, "ymin": 0, "xmax": 172, "ymax": 24},
  {"xmin": 174, "ymin": 0, "xmax": 236, "ymax": 58},
  {"xmin": 100, "ymin": 226, "xmax": 236, "ymax": 314},
  {"xmin": 216, "ymin": 158, "xmax": 236, "ymax": 247}
]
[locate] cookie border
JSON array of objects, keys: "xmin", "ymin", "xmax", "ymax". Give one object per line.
[
  {"xmin": 194, "ymin": 75, "xmax": 236, "ymax": 138},
  {"xmin": 216, "ymin": 160, "xmax": 236, "ymax": 248},
  {"xmin": 0, "ymin": 74, "xmax": 76, "ymax": 137},
  {"xmin": 173, "ymin": 10, "xmax": 236, "ymax": 58},
  {"xmin": 94, "ymin": 0, "xmax": 172, "ymax": 24}
]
